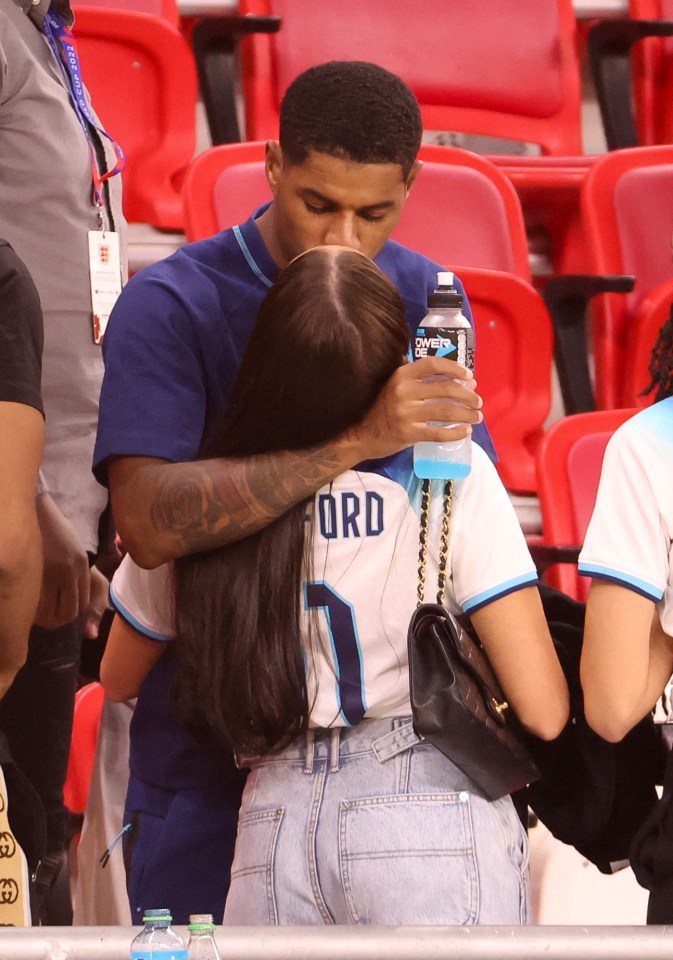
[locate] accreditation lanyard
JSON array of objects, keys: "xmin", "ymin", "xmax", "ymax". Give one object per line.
[
  {"xmin": 42, "ymin": 10, "xmax": 125, "ymax": 343},
  {"xmin": 42, "ymin": 10, "xmax": 126, "ymax": 221}
]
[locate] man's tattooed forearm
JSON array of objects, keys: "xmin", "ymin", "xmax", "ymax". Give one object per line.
[
  {"xmin": 149, "ymin": 464, "xmax": 243, "ymax": 553},
  {"xmin": 245, "ymin": 445, "xmax": 346, "ymax": 514},
  {"xmin": 148, "ymin": 444, "xmax": 346, "ymax": 553}
]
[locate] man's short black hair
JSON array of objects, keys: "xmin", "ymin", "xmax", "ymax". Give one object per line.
[{"xmin": 279, "ymin": 61, "xmax": 422, "ymax": 179}]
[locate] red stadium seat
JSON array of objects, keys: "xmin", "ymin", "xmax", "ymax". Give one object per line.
[
  {"xmin": 535, "ymin": 409, "xmax": 639, "ymax": 600},
  {"xmin": 72, "ymin": 7, "xmax": 198, "ymax": 229},
  {"xmin": 453, "ymin": 268, "xmax": 553, "ymax": 494},
  {"xmin": 212, "ymin": 0, "xmax": 591, "ymax": 275},
  {"xmin": 63, "ymin": 683, "xmax": 105, "ymax": 833},
  {"xmin": 183, "ymin": 142, "xmax": 271, "ymax": 241},
  {"xmin": 72, "ymin": 0, "xmax": 179, "ymax": 26},
  {"xmin": 184, "ymin": 142, "xmax": 530, "ymax": 276},
  {"xmin": 580, "ymin": 145, "xmax": 673, "ymax": 408},
  {"xmin": 631, "ymin": 0, "xmax": 673, "ymax": 144},
  {"xmin": 235, "ymin": 0, "xmax": 582, "ymax": 154},
  {"xmin": 588, "ymin": 0, "xmax": 673, "ymax": 150},
  {"xmin": 394, "ymin": 145, "xmax": 531, "ymax": 281}
]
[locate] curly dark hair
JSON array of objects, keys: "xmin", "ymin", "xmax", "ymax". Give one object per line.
[
  {"xmin": 643, "ymin": 308, "xmax": 673, "ymax": 402},
  {"xmin": 279, "ymin": 61, "xmax": 422, "ymax": 179}
]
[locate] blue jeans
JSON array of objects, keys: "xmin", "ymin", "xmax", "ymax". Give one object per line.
[{"xmin": 224, "ymin": 718, "xmax": 529, "ymax": 925}]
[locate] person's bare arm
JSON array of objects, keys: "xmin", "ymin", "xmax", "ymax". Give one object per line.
[
  {"xmin": 0, "ymin": 402, "xmax": 44, "ymax": 697},
  {"xmin": 581, "ymin": 581, "xmax": 673, "ymax": 743},
  {"xmin": 33, "ymin": 491, "xmax": 90, "ymax": 630},
  {"xmin": 110, "ymin": 357, "xmax": 483, "ymax": 567},
  {"xmin": 100, "ymin": 614, "xmax": 165, "ymax": 702},
  {"xmin": 470, "ymin": 586, "xmax": 570, "ymax": 741}
]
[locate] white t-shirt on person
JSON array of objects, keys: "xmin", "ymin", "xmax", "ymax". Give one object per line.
[{"xmin": 579, "ymin": 396, "xmax": 673, "ymax": 636}]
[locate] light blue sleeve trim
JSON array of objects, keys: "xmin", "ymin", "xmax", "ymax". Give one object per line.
[
  {"xmin": 462, "ymin": 573, "xmax": 539, "ymax": 614},
  {"xmin": 577, "ymin": 563, "xmax": 664, "ymax": 602},
  {"xmin": 108, "ymin": 582, "xmax": 174, "ymax": 643},
  {"xmin": 233, "ymin": 225, "xmax": 273, "ymax": 288}
]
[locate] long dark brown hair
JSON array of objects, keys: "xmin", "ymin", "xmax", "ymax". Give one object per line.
[{"xmin": 172, "ymin": 247, "xmax": 409, "ymax": 755}]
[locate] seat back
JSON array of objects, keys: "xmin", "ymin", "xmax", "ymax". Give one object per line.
[
  {"xmin": 581, "ymin": 145, "xmax": 673, "ymax": 407},
  {"xmin": 536, "ymin": 409, "xmax": 639, "ymax": 600},
  {"xmin": 73, "ymin": 7, "xmax": 198, "ymax": 228},
  {"xmin": 63, "ymin": 683, "xmax": 105, "ymax": 824},
  {"xmin": 72, "ymin": 0, "xmax": 179, "ymax": 25},
  {"xmin": 183, "ymin": 142, "xmax": 271, "ymax": 241},
  {"xmin": 237, "ymin": 0, "xmax": 582, "ymax": 155},
  {"xmin": 183, "ymin": 142, "xmax": 530, "ymax": 278},
  {"xmin": 395, "ymin": 145, "xmax": 531, "ymax": 280},
  {"xmin": 456, "ymin": 268, "xmax": 553, "ymax": 493},
  {"xmin": 629, "ymin": 0, "xmax": 673, "ymax": 144}
]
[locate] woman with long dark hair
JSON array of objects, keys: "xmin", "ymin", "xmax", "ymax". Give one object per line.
[{"xmin": 102, "ymin": 246, "xmax": 568, "ymax": 925}]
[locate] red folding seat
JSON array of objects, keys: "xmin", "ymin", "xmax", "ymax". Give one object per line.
[
  {"xmin": 534, "ymin": 409, "xmax": 640, "ymax": 601},
  {"xmin": 63, "ymin": 683, "xmax": 105, "ymax": 836},
  {"xmin": 589, "ymin": 0, "xmax": 673, "ymax": 150},
  {"xmin": 580, "ymin": 145, "xmax": 673, "ymax": 409},
  {"xmin": 72, "ymin": 7, "xmax": 198, "ymax": 229},
  {"xmin": 191, "ymin": 0, "xmax": 593, "ymax": 275},
  {"xmin": 184, "ymin": 143, "xmax": 530, "ymax": 273},
  {"xmin": 72, "ymin": 0, "xmax": 179, "ymax": 25}
]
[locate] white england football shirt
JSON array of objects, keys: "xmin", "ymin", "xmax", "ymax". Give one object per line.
[
  {"xmin": 110, "ymin": 445, "xmax": 538, "ymax": 727},
  {"xmin": 579, "ymin": 397, "xmax": 673, "ymax": 636}
]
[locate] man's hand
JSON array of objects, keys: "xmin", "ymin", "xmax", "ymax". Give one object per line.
[
  {"xmin": 83, "ymin": 566, "xmax": 111, "ymax": 639},
  {"xmin": 34, "ymin": 493, "xmax": 90, "ymax": 630},
  {"xmin": 343, "ymin": 357, "xmax": 483, "ymax": 462}
]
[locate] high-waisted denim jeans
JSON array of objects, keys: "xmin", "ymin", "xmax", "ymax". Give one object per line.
[{"xmin": 223, "ymin": 717, "xmax": 529, "ymax": 925}]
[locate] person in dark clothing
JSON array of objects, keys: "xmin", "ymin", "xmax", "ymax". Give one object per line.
[{"xmin": 0, "ymin": 240, "xmax": 45, "ymax": 926}]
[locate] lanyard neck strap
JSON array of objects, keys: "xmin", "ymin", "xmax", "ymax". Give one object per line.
[{"xmin": 42, "ymin": 11, "xmax": 125, "ymax": 212}]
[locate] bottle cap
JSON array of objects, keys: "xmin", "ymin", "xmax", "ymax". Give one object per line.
[
  {"xmin": 429, "ymin": 271, "xmax": 463, "ymax": 308},
  {"xmin": 188, "ymin": 913, "xmax": 215, "ymax": 931},
  {"xmin": 143, "ymin": 908, "xmax": 172, "ymax": 923},
  {"xmin": 428, "ymin": 287, "xmax": 463, "ymax": 309}
]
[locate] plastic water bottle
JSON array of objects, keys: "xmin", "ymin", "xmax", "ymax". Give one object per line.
[
  {"xmin": 187, "ymin": 915, "xmax": 222, "ymax": 960},
  {"xmin": 129, "ymin": 908, "xmax": 188, "ymax": 960},
  {"xmin": 413, "ymin": 271, "xmax": 474, "ymax": 480}
]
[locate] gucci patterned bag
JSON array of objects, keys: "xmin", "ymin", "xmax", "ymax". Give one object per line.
[{"xmin": 0, "ymin": 765, "xmax": 31, "ymax": 926}]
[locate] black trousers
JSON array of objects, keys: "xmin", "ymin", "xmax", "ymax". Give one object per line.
[{"xmin": 0, "ymin": 621, "xmax": 80, "ymax": 854}]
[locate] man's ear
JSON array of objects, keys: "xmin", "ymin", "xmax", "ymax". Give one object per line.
[
  {"xmin": 265, "ymin": 140, "xmax": 284, "ymax": 193},
  {"xmin": 405, "ymin": 159, "xmax": 423, "ymax": 196}
]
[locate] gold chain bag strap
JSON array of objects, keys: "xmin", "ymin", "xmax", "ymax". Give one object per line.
[{"xmin": 407, "ymin": 478, "xmax": 541, "ymax": 800}]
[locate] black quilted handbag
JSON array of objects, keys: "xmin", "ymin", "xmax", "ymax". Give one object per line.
[{"xmin": 407, "ymin": 479, "xmax": 541, "ymax": 801}]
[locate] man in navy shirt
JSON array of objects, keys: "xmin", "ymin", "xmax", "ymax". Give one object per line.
[{"xmin": 94, "ymin": 61, "xmax": 485, "ymax": 922}]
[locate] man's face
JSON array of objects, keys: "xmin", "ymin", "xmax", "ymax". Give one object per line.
[{"xmin": 263, "ymin": 144, "xmax": 419, "ymax": 267}]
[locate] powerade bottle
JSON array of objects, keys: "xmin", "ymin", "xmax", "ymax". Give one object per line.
[
  {"xmin": 413, "ymin": 271, "xmax": 474, "ymax": 480},
  {"xmin": 187, "ymin": 915, "xmax": 222, "ymax": 960},
  {"xmin": 129, "ymin": 909, "xmax": 188, "ymax": 960}
]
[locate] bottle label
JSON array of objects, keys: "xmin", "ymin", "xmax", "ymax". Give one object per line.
[
  {"xmin": 414, "ymin": 326, "xmax": 474, "ymax": 370},
  {"xmin": 130, "ymin": 952, "xmax": 188, "ymax": 960}
]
